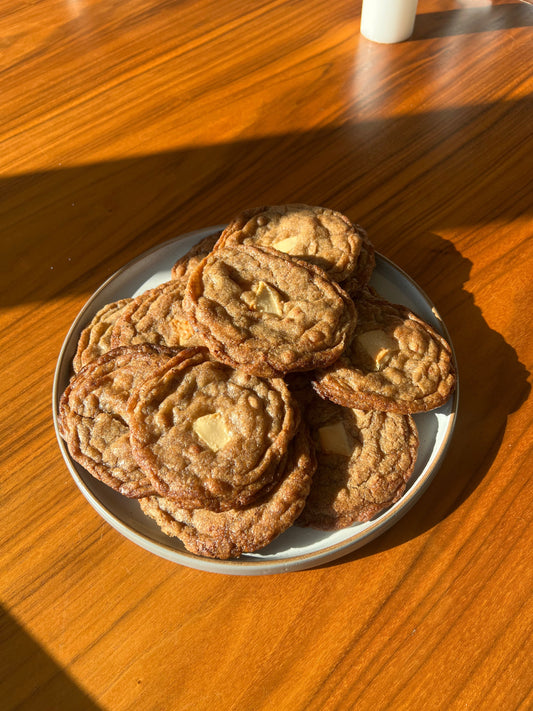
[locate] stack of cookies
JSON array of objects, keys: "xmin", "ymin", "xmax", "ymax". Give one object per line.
[{"xmin": 58, "ymin": 204, "xmax": 456, "ymax": 559}]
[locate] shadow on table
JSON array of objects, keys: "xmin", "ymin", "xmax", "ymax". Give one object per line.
[
  {"xmin": 0, "ymin": 606, "xmax": 102, "ymax": 710},
  {"xmin": 2, "ymin": 96, "xmax": 532, "ymax": 309},
  {"xmin": 412, "ymin": 3, "xmax": 533, "ymax": 40}
]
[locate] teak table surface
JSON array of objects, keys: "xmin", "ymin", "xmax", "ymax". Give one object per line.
[{"xmin": 2, "ymin": 1, "xmax": 532, "ymax": 709}]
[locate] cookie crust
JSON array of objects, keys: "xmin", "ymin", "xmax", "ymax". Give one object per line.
[
  {"xmin": 72, "ymin": 298, "xmax": 132, "ymax": 373},
  {"xmin": 110, "ymin": 279, "xmax": 202, "ymax": 350},
  {"xmin": 170, "ymin": 231, "xmax": 221, "ymax": 282},
  {"xmin": 58, "ymin": 345, "xmax": 176, "ymax": 497},
  {"xmin": 339, "ymin": 226, "xmax": 376, "ymax": 296}
]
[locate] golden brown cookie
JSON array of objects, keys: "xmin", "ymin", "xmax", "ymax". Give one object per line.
[
  {"xmin": 138, "ymin": 425, "xmax": 316, "ymax": 559},
  {"xmin": 313, "ymin": 289, "xmax": 456, "ymax": 413},
  {"xmin": 58, "ymin": 345, "xmax": 176, "ymax": 498},
  {"xmin": 217, "ymin": 204, "xmax": 364, "ymax": 283},
  {"xmin": 128, "ymin": 349, "xmax": 298, "ymax": 511},
  {"xmin": 183, "ymin": 243, "xmax": 357, "ymax": 378},
  {"xmin": 110, "ymin": 279, "xmax": 202, "ymax": 350},
  {"xmin": 297, "ymin": 391, "xmax": 418, "ymax": 529},
  {"xmin": 72, "ymin": 298, "xmax": 132, "ymax": 373},
  {"xmin": 339, "ymin": 226, "xmax": 376, "ymax": 296},
  {"xmin": 170, "ymin": 231, "xmax": 221, "ymax": 281}
]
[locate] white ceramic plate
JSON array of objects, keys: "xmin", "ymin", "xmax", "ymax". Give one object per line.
[{"xmin": 53, "ymin": 226, "xmax": 459, "ymax": 575}]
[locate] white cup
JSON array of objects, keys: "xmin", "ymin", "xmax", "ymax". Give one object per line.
[{"xmin": 360, "ymin": 0, "xmax": 419, "ymax": 44}]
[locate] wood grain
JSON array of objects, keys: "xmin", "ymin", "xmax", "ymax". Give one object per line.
[{"xmin": 1, "ymin": 1, "xmax": 532, "ymax": 709}]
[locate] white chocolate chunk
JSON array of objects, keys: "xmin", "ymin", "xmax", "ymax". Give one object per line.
[
  {"xmin": 172, "ymin": 318, "xmax": 195, "ymax": 345},
  {"xmin": 193, "ymin": 413, "xmax": 231, "ymax": 452},
  {"xmin": 273, "ymin": 236, "xmax": 301, "ymax": 254},
  {"xmin": 318, "ymin": 422, "xmax": 352, "ymax": 457},
  {"xmin": 358, "ymin": 329, "xmax": 398, "ymax": 368},
  {"xmin": 254, "ymin": 281, "xmax": 284, "ymax": 315}
]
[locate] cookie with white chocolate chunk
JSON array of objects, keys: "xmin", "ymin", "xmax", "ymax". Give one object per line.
[
  {"xmin": 128, "ymin": 348, "xmax": 298, "ymax": 511},
  {"xmin": 138, "ymin": 425, "xmax": 316, "ymax": 559},
  {"xmin": 216, "ymin": 204, "xmax": 365, "ymax": 283},
  {"xmin": 312, "ymin": 288, "xmax": 456, "ymax": 413},
  {"xmin": 297, "ymin": 391, "xmax": 419, "ymax": 529},
  {"xmin": 183, "ymin": 243, "xmax": 356, "ymax": 378}
]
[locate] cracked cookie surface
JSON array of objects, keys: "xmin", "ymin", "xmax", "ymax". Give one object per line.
[
  {"xmin": 59, "ymin": 345, "xmax": 176, "ymax": 497},
  {"xmin": 339, "ymin": 226, "xmax": 376, "ymax": 296},
  {"xmin": 139, "ymin": 426, "xmax": 315, "ymax": 559},
  {"xmin": 184, "ymin": 243, "xmax": 356, "ymax": 377},
  {"xmin": 313, "ymin": 289, "xmax": 456, "ymax": 413},
  {"xmin": 297, "ymin": 391, "xmax": 418, "ymax": 529},
  {"xmin": 170, "ymin": 231, "xmax": 222, "ymax": 282},
  {"xmin": 128, "ymin": 349, "xmax": 298, "ymax": 511},
  {"xmin": 110, "ymin": 278, "xmax": 202, "ymax": 350},
  {"xmin": 72, "ymin": 298, "xmax": 132, "ymax": 373},
  {"xmin": 217, "ymin": 204, "xmax": 364, "ymax": 283}
]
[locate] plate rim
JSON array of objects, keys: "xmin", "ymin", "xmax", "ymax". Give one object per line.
[{"xmin": 52, "ymin": 227, "xmax": 459, "ymax": 576}]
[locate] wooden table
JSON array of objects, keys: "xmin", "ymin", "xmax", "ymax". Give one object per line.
[{"xmin": 2, "ymin": 0, "xmax": 532, "ymax": 708}]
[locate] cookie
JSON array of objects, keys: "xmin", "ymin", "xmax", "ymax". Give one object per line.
[
  {"xmin": 183, "ymin": 243, "xmax": 357, "ymax": 378},
  {"xmin": 217, "ymin": 204, "xmax": 364, "ymax": 283},
  {"xmin": 72, "ymin": 298, "xmax": 132, "ymax": 373},
  {"xmin": 128, "ymin": 349, "xmax": 298, "ymax": 511},
  {"xmin": 297, "ymin": 391, "xmax": 418, "ymax": 529},
  {"xmin": 110, "ymin": 279, "xmax": 202, "ymax": 350},
  {"xmin": 138, "ymin": 425, "xmax": 315, "ymax": 559},
  {"xmin": 170, "ymin": 231, "xmax": 221, "ymax": 281},
  {"xmin": 313, "ymin": 289, "xmax": 456, "ymax": 413},
  {"xmin": 339, "ymin": 226, "xmax": 376, "ymax": 296},
  {"xmin": 58, "ymin": 345, "xmax": 176, "ymax": 497}
]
